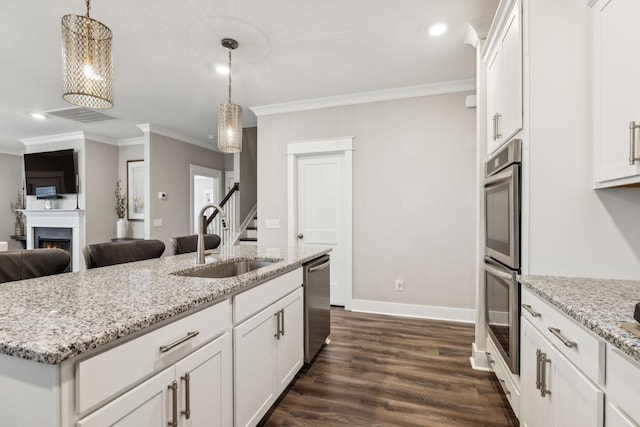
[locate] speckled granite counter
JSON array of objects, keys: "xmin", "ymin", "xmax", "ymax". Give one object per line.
[
  {"xmin": 0, "ymin": 245, "xmax": 329, "ymax": 365},
  {"xmin": 518, "ymin": 275, "xmax": 640, "ymax": 363}
]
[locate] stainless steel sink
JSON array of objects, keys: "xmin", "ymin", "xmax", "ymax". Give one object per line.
[{"xmin": 176, "ymin": 259, "xmax": 279, "ymax": 279}]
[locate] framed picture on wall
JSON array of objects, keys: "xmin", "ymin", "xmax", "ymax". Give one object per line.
[{"xmin": 127, "ymin": 160, "xmax": 145, "ymax": 221}]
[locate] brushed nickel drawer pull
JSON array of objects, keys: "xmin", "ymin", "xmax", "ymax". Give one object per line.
[
  {"xmin": 280, "ymin": 309, "xmax": 285, "ymax": 337},
  {"xmin": 498, "ymin": 378, "xmax": 511, "ymax": 396},
  {"xmin": 539, "ymin": 352, "xmax": 551, "ymax": 397},
  {"xmin": 274, "ymin": 311, "xmax": 281, "ymax": 339},
  {"xmin": 168, "ymin": 380, "xmax": 178, "ymax": 427},
  {"xmin": 160, "ymin": 331, "xmax": 200, "ymax": 353},
  {"xmin": 629, "ymin": 121, "xmax": 640, "ymax": 165},
  {"xmin": 181, "ymin": 372, "xmax": 191, "ymax": 419},
  {"xmin": 522, "ymin": 304, "xmax": 541, "ymax": 318},
  {"xmin": 535, "ymin": 349, "xmax": 542, "ymax": 390},
  {"xmin": 548, "ymin": 327, "xmax": 577, "ymax": 348}
]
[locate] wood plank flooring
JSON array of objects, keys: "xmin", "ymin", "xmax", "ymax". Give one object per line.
[{"xmin": 259, "ymin": 308, "xmax": 519, "ymax": 427}]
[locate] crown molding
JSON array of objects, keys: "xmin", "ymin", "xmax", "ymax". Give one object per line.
[
  {"xmin": 84, "ymin": 132, "xmax": 119, "ymax": 146},
  {"xmin": 0, "ymin": 145, "xmax": 24, "ymax": 156},
  {"xmin": 251, "ymin": 79, "xmax": 476, "ymax": 117},
  {"xmin": 136, "ymin": 123, "xmax": 216, "ymax": 152},
  {"xmin": 19, "ymin": 131, "xmax": 85, "ymax": 147},
  {"xmin": 117, "ymin": 137, "xmax": 145, "ymax": 147}
]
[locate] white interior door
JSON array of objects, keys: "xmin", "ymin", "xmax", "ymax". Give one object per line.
[
  {"xmin": 296, "ymin": 153, "xmax": 345, "ymax": 306},
  {"xmin": 190, "ymin": 165, "xmax": 222, "ymax": 234}
]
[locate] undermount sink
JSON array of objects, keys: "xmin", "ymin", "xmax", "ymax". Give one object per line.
[{"xmin": 176, "ymin": 259, "xmax": 279, "ymax": 279}]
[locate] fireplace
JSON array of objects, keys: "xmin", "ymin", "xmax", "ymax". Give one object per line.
[{"xmin": 34, "ymin": 227, "xmax": 73, "ymax": 271}]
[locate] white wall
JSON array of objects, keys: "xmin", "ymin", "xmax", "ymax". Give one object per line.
[
  {"xmin": 524, "ymin": 0, "xmax": 640, "ymax": 279},
  {"xmin": 257, "ymin": 92, "xmax": 478, "ymax": 311},
  {"xmin": 118, "ymin": 143, "xmax": 145, "ymax": 238},
  {"xmin": 148, "ymin": 132, "xmax": 227, "ymax": 255},
  {"xmin": 85, "ymin": 139, "xmax": 118, "ymax": 245},
  {"xmin": 0, "ymin": 153, "xmax": 24, "ymax": 250}
]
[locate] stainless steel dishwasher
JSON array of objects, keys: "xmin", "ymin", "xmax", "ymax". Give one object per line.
[{"xmin": 303, "ymin": 254, "xmax": 331, "ymax": 363}]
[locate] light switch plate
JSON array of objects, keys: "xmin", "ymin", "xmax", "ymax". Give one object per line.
[
  {"xmin": 153, "ymin": 219, "xmax": 163, "ymax": 227},
  {"xmin": 265, "ymin": 219, "xmax": 280, "ymax": 229}
]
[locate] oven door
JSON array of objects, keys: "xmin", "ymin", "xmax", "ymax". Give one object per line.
[
  {"xmin": 484, "ymin": 163, "xmax": 520, "ymax": 270},
  {"xmin": 485, "ymin": 257, "xmax": 519, "ymax": 374}
]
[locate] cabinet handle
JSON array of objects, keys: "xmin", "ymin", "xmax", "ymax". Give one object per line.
[
  {"xmin": 535, "ymin": 349, "xmax": 542, "ymax": 390},
  {"xmin": 168, "ymin": 380, "xmax": 178, "ymax": 427},
  {"xmin": 629, "ymin": 121, "xmax": 640, "ymax": 165},
  {"xmin": 548, "ymin": 327, "xmax": 577, "ymax": 348},
  {"xmin": 274, "ymin": 311, "xmax": 281, "ymax": 339},
  {"xmin": 539, "ymin": 352, "xmax": 551, "ymax": 397},
  {"xmin": 160, "ymin": 331, "xmax": 200, "ymax": 353},
  {"xmin": 522, "ymin": 304, "xmax": 541, "ymax": 318},
  {"xmin": 495, "ymin": 113, "xmax": 502, "ymax": 140},
  {"xmin": 181, "ymin": 372, "xmax": 191, "ymax": 419},
  {"xmin": 280, "ymin": 309, "xmax": 285, "ymax": 337},
  {"xmin": 498, "ymin": 378, "xmax": 511, "ymax": 396}
]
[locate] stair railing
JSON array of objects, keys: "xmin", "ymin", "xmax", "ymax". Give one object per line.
[{"xmin": 206, "ymin": 182, "xmax": 239, "ymax": 247}]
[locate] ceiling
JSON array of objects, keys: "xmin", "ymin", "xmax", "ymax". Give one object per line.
[{"xmin": 0, "ymin": 0, "xmax": 498, "ymax": 153}]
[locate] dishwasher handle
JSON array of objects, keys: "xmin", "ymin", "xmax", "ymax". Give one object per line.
[{"xmin": 308, "ymin": 260, "xmax": 330, "ymax": 273}]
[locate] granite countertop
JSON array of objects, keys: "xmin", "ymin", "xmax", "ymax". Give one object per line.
[
  {"xmin": 0, "ymin": 245, "xmax": 329, "ymax": 365},
  {"xmin": 518, "ymin": 275, "xmax": 640, "ymax": 363}
]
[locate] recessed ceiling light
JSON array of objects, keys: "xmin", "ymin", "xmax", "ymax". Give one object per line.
[
  {"xmin": 30, "ymin": 113, "xmax": 46, "ymax": 120},
  {"xmin": 428, "ymin": 23, "xmax": 448, "ymax": 36},
  {"xmin": 216, "ymin": 65, "xmax": 229, "ymax": 74}
]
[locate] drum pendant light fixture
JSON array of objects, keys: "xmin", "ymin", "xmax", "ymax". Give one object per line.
[
  {"xmin": 61, "ymin": 0, "xmax": 113, "ymax": 109},
  {"xmin": 217, "ymin": 38, "xmax": 242, "ymax": 153}
]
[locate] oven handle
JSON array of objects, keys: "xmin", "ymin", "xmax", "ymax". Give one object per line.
[
  {"xmin": 484, "ymin": 166, "xmax": 514, "ymax": 187},
  {"xmin": 484, "ymin": 262, "xmax": 514, "ymax": 281}
]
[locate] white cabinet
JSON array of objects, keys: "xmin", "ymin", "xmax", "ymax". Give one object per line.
[
  {"xmin": 234, "ymin": 287, "xmax": 303, "ymax": 427},
  {"xmin": 593, "ymin": 0, "xmax": 640, "ymax": 187},
  {"xmin": 605, "ymin": 347, "xmax": 640, "ymax": 427},
  {"xmin": 521, "ymin": 318, "xmax": 603, "ymax": 427},
  {"xmin": 78, "ymin": 334, "xmax": 232, "ymax": 427},
  {"xmin": 484, "ymin": 0, "xmax": 522, "ymax": 155}
]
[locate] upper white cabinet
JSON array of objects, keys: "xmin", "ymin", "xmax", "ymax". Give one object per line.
[
  {"xmin": 593, "ymin": 0, "xmax": 640, "ymax": 188},
  {"xmin": 484, "ymin": 0, "xmax": 523, "ymax": 155}
]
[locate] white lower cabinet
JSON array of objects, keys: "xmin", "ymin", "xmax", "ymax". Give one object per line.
[
  {"xmin": 77, "ymin": 333, "xmax": 232, "ymax": 427},
  {"xmin": 234, "ymin": 287, "xmax": 304, "ymax": 427},
  {"xmin": 521, "ymin": 318, "xmax": 603, "ymax": 427}
]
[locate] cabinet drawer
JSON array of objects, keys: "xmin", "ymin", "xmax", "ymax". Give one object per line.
[
  {"xmin": 76, "ymin": 300, "xmax": 230, "ymax": 414},
  {"xmin": 521, "ymin": 288, "xmax": 605, "ymax": 385},
  {"xmin": 606, "ymin": 346, "xmax": 640, "ymax": 425},
  {"xmin": 234, "ymin": 268, "xmax": 302, "ymax": 324},
  {"xmin": 486, "ymin": 336, "xmax": 520, "ymax": 418}
]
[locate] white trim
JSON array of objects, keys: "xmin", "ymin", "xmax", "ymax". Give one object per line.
[
  {"xmin": 232, "ymin": 204, "xmax": 258, "ymax": 246},
  {"xmin": 252, "ymin": 79, "xmax": 476, "ymax": 117},
  {"xmin": 286, "ymin": 137, "xmax": 354, "ymax": 309},
  {"xmin": 117, "ymin": 137, "xmax": 145, "ymax": 147},
  {"xmin": 481, "ymin": 0, "xmax": 518, "ymax": 62},
  {"xmin": 20, "ymin": 131, "xmax": 85, "ymax": 146},
  {"xmin": 139, "ymin": 123, "xmax": 217, "ymax": 151},
  {"xmin": 189, "ymin": 165, "xmax": 223, "ymax": 234},
  {"xmin": 350, "ymin": 299, "xmax": 476, "ymax": 324},
  {"xmin": 470, "ymin": 343, "xmax": 492, "ymax": 371},
  {"xmin": 0, "ymin": 146, "xmax": 24, "ymax": 156},
  {"xmin": 583, "ymin": 0, "xmax": 598, "ymax": 7},
  {"xmin": 465, "ymin": 95, "xmax": 477, "ymax": 108}
]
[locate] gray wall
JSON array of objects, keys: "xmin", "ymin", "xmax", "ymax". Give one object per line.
[
  {"xmin": 118, "ymin": 144, "xmax": 145, "ymax": 238},
  {"xmin": 85, "ymin": 140, "xmax": 118, "ymax": 245},
  {"xmin": 239, "ymin": 127, "xmax": 257, "ymax": 222},
  {"xmin": 0, "ymin": 153, "xmax": 24, "ymax": 250},
  {"xmin": 257, "ymin": 92, "xmax": 477, "ymax": 309},
  {"xmin": 148, "ymin": 132, "xmax": 226, "ymax": 255}
]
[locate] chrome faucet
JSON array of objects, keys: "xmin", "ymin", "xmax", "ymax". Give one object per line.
[{"xmin": 197, "ymin": 203, "xmax": 229, "ymax": 264}]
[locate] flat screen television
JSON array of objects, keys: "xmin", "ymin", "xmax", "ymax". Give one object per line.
[{"xmin": 24, "ymin": 149, "xmax": 77, "ymax": 196}]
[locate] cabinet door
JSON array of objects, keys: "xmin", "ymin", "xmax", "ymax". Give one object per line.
[
  {"xmin": 520, "ymin": 319, "xmax": 553, "ymax": 427},
  {"xmin": 275, "ymin": 287, "xmax": 304, "ymax": 394},
  {"xmin": 176, "ymin": 334, "xmax": 232, "ymax": 427},
  {"xmin": 77, "ymin": 367, "xmax": 174, "ymax": 427},
  {"xmin": 593, "ymin": 0, "xmax": 640, "ymax": 186},
  {"xmin": 234, "ymin": 303, "xmax": 278, "ymax": 427},
  {"xmin": 606, "ymin": 403, "xmax": 639, "ymax": 427},
  {"xmin": 500, "ymin": 3, "xmax": 522, "ymax": 143},
  {"xmin": 487, "ymin": 48, "xmax": 503, "ymax": 154}
]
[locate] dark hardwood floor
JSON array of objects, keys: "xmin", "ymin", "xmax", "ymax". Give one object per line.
[{"xmin": 259, "ymin": 308, "xmax": 519, "ymax": 427}]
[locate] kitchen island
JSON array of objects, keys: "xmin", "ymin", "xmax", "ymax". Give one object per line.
[
  {"xmin": 0, "ymin": 245, "xmax": 329, "ymax": 427},
  {"xmin": 518, "ymin": 275, "xmax": 640, "ymax": 426}
]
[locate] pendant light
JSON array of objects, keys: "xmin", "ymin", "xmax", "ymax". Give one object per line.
[
  {"xmin": 217, "ymin": 38, "xmax": 242, "ymax": 153},
  {"xmin": 61, "ymin": 0, "xmax": 113, "ymax": 109}
]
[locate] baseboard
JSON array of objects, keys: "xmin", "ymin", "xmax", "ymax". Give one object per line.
[
  {"xmin": 349, "ymin": 299, "xmax": 475, "ymax": 323},
  {"xmin": 470, "ymin": 342, "xmax": 492, "ymax": 372}
]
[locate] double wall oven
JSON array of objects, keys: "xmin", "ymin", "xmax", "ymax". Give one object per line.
[{"xmin": 484, "ymin": 139, "xmax": 521, "ymax": 374}]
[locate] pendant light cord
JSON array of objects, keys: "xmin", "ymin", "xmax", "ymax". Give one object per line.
[
  {"xmin": 228, "ymin": 49, "xmax": 232, "ymax": 104},
  {"xmin": 85, "ymin": 0, "xmax": 91, "ymax": 18}
]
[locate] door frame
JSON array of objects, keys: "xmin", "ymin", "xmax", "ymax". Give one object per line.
[
  {"xmin": 190, "ymin": 164, "xmax": 223, "ymax": 234},
  {"xmin": 286, "ymin": 137, "xmax": 353, "ymax": 309}
]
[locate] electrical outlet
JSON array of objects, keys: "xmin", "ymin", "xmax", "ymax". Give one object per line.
[
  {"xmin": 153, "ymin": 219, "xmax": 163, "ymax": 227},
  {"xmin": 395, "ymin": 279, "xmax": 404, "ymax": 291}
]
